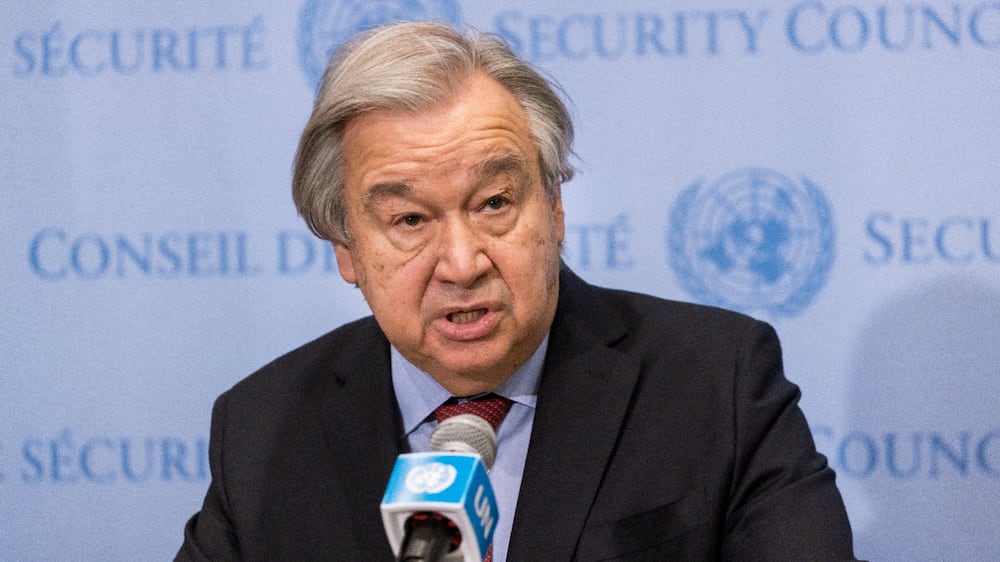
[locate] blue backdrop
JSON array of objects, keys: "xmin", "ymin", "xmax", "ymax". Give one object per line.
[{"xmin": 3, "ymin": 1, "xmax": 998, "ymax": 560}]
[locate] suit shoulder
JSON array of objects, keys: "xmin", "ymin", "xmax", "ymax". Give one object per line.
[
  {"xmin": 225, "ymin": 315, "xmax": 385, "ymax": 400},
  {"xmin": 558, "ymin": 269, "xmax": 773, "ymax": 354},
  {"xmin": 598, "ymin": 284, "xmax": 766, "ymax": 340}
]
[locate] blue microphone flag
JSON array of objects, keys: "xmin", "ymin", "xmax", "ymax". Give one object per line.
[{"xmin": 381, "ymin": 452, "xmax": 497, "ymax": 561}]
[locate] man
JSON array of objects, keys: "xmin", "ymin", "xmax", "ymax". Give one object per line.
[{"xmin": 178, "ymin": 21, "xmax": 855, "ymax": 561}]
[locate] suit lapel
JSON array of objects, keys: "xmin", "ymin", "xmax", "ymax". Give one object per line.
[
  {"xmin": 319, "ymin": 320, "xmax": 401, "ymax": 560},
  {"xmin": 508, "ymin": 270, "xmax": 641, "ymax": 560}
]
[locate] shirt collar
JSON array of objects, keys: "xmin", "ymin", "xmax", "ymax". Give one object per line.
[{"xmin": 391, "ymin": 335, "xmax": 549, "ymax": 438}]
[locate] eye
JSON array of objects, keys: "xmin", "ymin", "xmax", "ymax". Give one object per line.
[
  {"xmin": 483, "ymin": 196, "xmax": 508, "ymax": 211},
  {"xmin": 397, "ymin": 214, "xmax": 424, "ymax": 227}
]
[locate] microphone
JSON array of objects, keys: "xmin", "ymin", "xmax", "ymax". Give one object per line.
[{"xmin": 381, "ymin": 414, "xmax": 500, "ymax": 562}]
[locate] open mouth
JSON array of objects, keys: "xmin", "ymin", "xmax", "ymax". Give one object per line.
[{"xmin": 447, "ymin": 309, "xmax": 487, "ymax": 324}]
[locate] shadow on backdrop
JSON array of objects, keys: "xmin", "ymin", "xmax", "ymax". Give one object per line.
[{"xmin": 845, "ymin": 275, "xmax": 999, "ymax": 561}]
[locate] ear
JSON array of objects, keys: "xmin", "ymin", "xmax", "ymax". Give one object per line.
[
  {"xmin": 550, "ymin": 190, "xmax": 565, "ymax": 244},
  {"xmin": 333, "ymin": 243, "xmax": 358, "ymax": 284}
]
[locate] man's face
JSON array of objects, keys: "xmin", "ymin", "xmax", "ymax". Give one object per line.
[{"xmin": 333, "ymin": 72, "xmax": 565, "ymax": 395}]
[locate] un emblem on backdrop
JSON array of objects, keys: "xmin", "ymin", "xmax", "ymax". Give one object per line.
[
  {"xmin": 298, "ymin": 0, "xmax": 463, "ymax": 87},
  {"xmin": 668, "ymin": 168, "xmax": 835, "ymax": 317}
]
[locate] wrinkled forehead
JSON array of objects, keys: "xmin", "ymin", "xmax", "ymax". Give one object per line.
[{"xmin": 342, "ymin": 72, "xmax": 536, "ymax": 157}]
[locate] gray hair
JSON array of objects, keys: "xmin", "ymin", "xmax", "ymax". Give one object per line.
[{"xmin": 292, "ymin": 21, "xmax": 576, "ymax": 245}]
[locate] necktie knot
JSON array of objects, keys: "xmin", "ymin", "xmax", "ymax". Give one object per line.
[{"xmin": 433, "ymin": 393, "xmax": 513, "ymax": 430}]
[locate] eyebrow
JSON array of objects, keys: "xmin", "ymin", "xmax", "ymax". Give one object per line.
[
  {"xmin": 476, "ymin": 153, "xmax": 530, "ymax": 184},
  {"xmin": 362, "ymin": 181, "xmax": 412, "ymax": 209}
]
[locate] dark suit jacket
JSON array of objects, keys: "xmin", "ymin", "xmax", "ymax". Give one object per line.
[{"xmin": 178, "ymin": 268, "xmax": 855, "ymax": 561}]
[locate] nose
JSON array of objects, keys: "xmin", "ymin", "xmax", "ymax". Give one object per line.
[{"xmin": 433, "ymin": 216, "xmax": 491, "ymax": 288}]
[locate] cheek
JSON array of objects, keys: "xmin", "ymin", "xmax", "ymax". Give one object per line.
[
  {"xmin": 358, "ymin": 250, "xmax": 431, "ymax": 308},
  {"xmin": 504, "ymin": 237, "xmax": 559, "ymax": 293}
]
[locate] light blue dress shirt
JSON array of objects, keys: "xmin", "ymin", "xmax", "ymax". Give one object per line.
[{"xmin": 391, "ymin": 336, "xmax": 548, "ymax": 562}]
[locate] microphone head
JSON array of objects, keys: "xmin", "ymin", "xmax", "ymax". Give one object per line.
[{"xmin": 430, "ymin": 414, "xmax": 498, "ymax": 470}]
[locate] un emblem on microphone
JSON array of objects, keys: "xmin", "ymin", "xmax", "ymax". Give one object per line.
[
  {"xmin": 298, "ymin": 0, "xmax": 463, "ymax": 87},
  {"xmin": 668, "ymin": 168, "xmax": 835, "ymax": 317},
  {"xmin": 405, "ymin": 462, "xmax": 458, "ymax": 494}
]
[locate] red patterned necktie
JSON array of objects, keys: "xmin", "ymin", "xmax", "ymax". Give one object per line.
[
  {"xmin": 433, "ymin": 393, "xmax": 513, "ymax": 430},
  {"xmin": 432, "ymin": 393, "xmax": 512, "ymax": 562}
]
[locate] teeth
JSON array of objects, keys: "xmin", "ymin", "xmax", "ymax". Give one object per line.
[{"xmin": 448, "ymin": 309, "xmax": 486, "ymax": 324}]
